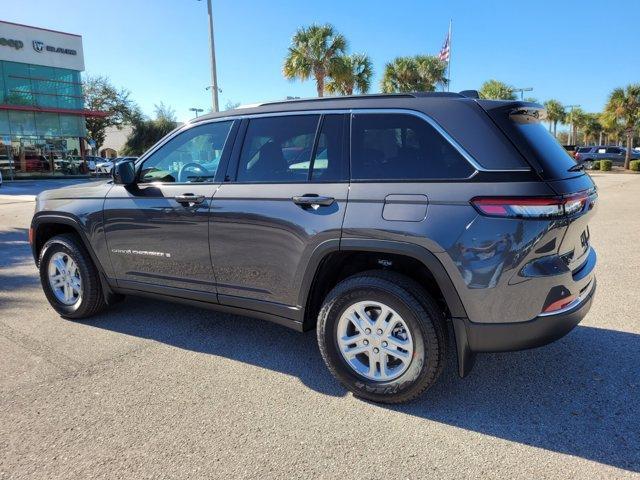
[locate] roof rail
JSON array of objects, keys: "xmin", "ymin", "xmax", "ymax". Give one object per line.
[{"xmin": 257, "ymin": 91, "xmax": 466, "ymax": 107}]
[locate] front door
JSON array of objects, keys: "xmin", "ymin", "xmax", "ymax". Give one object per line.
[
  {"xmin": 210, "ymin": 113, "xmax": 349, "ymax": 317},
  {"xmin": 103, "ymin": 119, "xmax": 236, "ymax": 295}
]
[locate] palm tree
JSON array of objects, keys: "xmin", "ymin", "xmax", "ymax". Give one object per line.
[
  {"xmin": 325, "ymin": 53, "xmax": 373, "ymax": 95},
  {"xmin": 582, "ymin": 114, "xmax": 602, "ymax": 145},
  {"xmin": 381, "ymin": 55, "xmax": 447, "ymax": 93},
  {"xmin": 283, "ymin": 24, "xmax": 347, "ymax": 97},
  {"xmin": 543, "ymin": 99, "xmax": 565, "ymax": 137},
  {"xmin": 478, "ymin": 80, "xmax": 516, "ymax": 100},
  {"xmin": 566, "ymin": 107, "xmax": 587, "ymax": 145},
  {"xmin": 604, "ymin": 84, "xmax": 640, "ymax": 169}
]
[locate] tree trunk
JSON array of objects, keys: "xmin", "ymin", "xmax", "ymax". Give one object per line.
[
  {"xmin": 553, "ymin": 121, "xmax": 558, "ymax": 138},
  {"xmin": 549, "ymin": 120, "xmax": 552, "ymax": 133},
  {"xmin": 315, "ymin": 69, "xmax": 325, "ymax": 97},
  {"xmin": 625, "ymin": 130, "xmax": 632, "ymax": 169}
]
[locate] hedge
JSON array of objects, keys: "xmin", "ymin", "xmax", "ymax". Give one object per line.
[
  {"xmin": 630, "ymin": 160, "xmax": 640, "ymax": 172},
  {"xmin": 600, "ymin": 160, "xmax": 613, "ymax": 171}
]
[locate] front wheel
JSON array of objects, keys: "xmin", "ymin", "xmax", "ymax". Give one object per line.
[
  {"xmin": 39, "ymin": 234, "xmax": 107, "ymax": 319},
  {"xmin": 317, "ymin": 272, "xmax": 447, "ymax": 404}
]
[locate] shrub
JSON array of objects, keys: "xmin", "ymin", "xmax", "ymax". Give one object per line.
[
  {"xmin": 590, "ymin": 160, "xmax": 600, "ymax": 170},
  {"xmin": 630, "ymin": 160, "xmax": 640, "ymax": 172},
  {"xmin": 600, "ymin": 159, "xmax": 613, "ymax": 171}
]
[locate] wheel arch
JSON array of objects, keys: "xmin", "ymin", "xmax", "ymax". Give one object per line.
[{"xmin": 300, "ymin": 238, "xmax": 468, "ymax": 328}]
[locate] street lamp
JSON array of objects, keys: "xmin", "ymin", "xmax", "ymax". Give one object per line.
[
  {"xmin": 189, "ymin": 107, "xmax": 204, "ymax": 118},
  {"xmin": 511, "ymin": 87, "xmax": 533, "ymax": 101},
  {"xmin": 198, "ymin": 0, "xmax": 219, "ymax": 112},
  {"xmin": 564, "ymin": 104, "xmax": 580, "ymax": 145}
]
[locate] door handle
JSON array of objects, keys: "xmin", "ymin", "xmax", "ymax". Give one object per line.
[
  {"xmin": 292, "ymin": 194, "xmax": 335, "ymax": 208},
  {"xmin": 175, "ymin": 193, "xmax": 206, "ymax": 205}
]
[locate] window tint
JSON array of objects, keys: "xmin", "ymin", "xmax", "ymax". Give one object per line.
[
  {"xmin": 605, "ymin": 147, "xmax": 622, "ymax": 154},
  {"xmin": 139, "ymin": 121, "xmax": 232, "ymax": 183},
  {"xmin": 309, "ymin": 115, "xmax": 346, "ymax": 181},
  {"xmin": 237, "ymin": 115, "xmax": 320, "ymax": 182},
  {"xmin": 351, "ymin": 113, "xmax": 474, "ymax": 180},
  {"xmin": 577, "ymin": 147, "xmax": 592, "ymax": 153}
]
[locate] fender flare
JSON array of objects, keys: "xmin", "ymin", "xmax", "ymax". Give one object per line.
[
  {"xmin": 31, "ymin": 212, "xmax": 115, "ymax": 299},
  {"xmin": 298, "ymin": 238, "xmax": 468, "ymax": 319}
]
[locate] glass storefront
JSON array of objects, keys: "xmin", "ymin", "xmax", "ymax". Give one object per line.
[{"xmin": 0, "ymin": 60, "xmax": 89, "ymax": 179}]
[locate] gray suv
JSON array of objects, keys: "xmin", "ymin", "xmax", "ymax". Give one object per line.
[
  {"xmin": 575, "ymin": 145, "xmax": 640, "ymax": 163},
  {"xmin": 30, "ymin": 92, "xmax": 597, "ymax": 403}
]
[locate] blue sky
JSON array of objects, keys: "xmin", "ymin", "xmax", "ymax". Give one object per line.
[{"xmin": 5, "ymin": 0, "xmax": 639, "ymax": 122}]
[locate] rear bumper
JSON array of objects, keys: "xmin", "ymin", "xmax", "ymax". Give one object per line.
[{"xmin": 452, "ymin": 278, "xmax": 596, "ymax": 376}]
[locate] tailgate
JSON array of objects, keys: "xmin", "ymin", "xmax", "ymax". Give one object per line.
[{"xmin": 548, "ymin": 175, "xmax": 598, "ymax": 271}]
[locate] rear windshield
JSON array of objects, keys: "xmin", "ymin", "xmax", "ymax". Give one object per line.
[{"xmin": 487, "ymin": 106, "xmax": 581, "ymax": 179}]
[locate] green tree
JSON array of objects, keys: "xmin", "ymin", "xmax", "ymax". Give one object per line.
[
  {"xmin": 478, "ymin": 79, "xmax": 516, "ymax": 100},
  {"xmin": 604, "ymin": 84, "xmax": 640, "ymax": 169},
  {"xmin": 381, "ymin": 55, "xmax": 447, "ymax": 93},
  {"xmin": 325, "ymin": 53, "xmax": 373, "ymax": 95},
  {"xmin": 224, "ymin": 100, "xmax": 241, "ymax": 111},
  {"xmin": 543, "ymin": 99, "xmax": 566, "ymax": 137},
  {"xmin": 83, "ymin": 75, "xmax": 137, "ymax": 151},
  {"xmin": 566, "ymin": 107, "xmax": 587, "ymax": 145},
  {"xmin": 283, "ymin": 24, "xmax": 347, "ymax": 97},
  {"xmin": 582, "ymin": 113, "xmax": 603, "ymax": 145},
  {"xmin": 122, "ymin": 104, "xmax": 178, "ymax": 156}
]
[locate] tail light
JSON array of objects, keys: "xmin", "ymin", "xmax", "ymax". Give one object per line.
[
  {"xmin": 575, "ymin": 153, "xmax": 581, "ymax": 160},
  {"xmin": 471, "ymin": 192, "xmax": 589, "ymax": 219},
  {"xmin": 28, "ymin": 227, "xmax": 34, "ymax": 245}
]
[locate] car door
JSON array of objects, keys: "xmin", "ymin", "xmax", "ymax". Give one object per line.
[
  {"xmin": 103, "ymin": 119, "xmax": 236, "ymax": 296},
  {"xmin": 210, "ymin": 113, "xmax": 349, "ymax": 319},
  {"xmin": 605, "ymin": 146, "xmax": 623, "ymax": 161}
]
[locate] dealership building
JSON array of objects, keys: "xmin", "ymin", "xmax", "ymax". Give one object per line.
[{"xmin": 0, "ymin": 20, "xmax": 105, "ymax": 178}]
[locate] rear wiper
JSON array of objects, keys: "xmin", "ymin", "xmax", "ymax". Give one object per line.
[{"xmin": 568, "ymin": 163, "xmax": 585, "ymax": 172}]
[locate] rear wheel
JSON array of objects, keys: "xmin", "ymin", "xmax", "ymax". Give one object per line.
[
  {"xmin": 39, "ymin": 234, "xmax": 107, "ymax": 319},
  {"xmin": 317, "ymin": 271, "xmax": 447, "ymax": 404}
]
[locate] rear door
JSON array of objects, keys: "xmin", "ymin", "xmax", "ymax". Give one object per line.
[
  {"xmin": 210, "ymin": 113, "xmax": 349, "ymax": 318},
  {"xmin": 103, "ymin": 120, "xmax": 236, "ymax": 294}
]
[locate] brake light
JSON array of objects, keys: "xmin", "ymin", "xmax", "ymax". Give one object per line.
[
  {"xmin": 471, "ymin": 192, "xmax": 589, "ymax": 219},
  {"xmin": 575, "ymin": 153, "xmax": 581, "ymax": 160}
]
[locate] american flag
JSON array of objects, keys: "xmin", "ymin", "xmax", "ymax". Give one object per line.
[{"xmin": 438, "ymin": 30, "xmax": 450, "ymax": 62}]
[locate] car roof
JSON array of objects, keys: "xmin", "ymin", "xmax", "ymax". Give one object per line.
[{"xmin": 190, "ymin": 91, "xmax": 540, "ymax": 125}]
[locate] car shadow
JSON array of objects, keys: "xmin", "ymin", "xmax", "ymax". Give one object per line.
[{"xmin": 87, "ymin": 296, "xmax": 640, "ymax": 472}]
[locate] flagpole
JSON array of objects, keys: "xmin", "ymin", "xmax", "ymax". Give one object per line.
[{"xmin": 447, "ymin": 19, "xmax": 452, "ymax": 92}]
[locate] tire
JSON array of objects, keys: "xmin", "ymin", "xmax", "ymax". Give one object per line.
[
  {"xmin": 317, "ymin": 271, "xmax": 447, "ymax": 404},
  {"xmin": 38, "ymin": 233, "xmax": 107, "ymax": 319}
]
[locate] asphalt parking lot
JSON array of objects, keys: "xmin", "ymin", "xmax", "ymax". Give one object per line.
[{"xmin": 0, "ymin": 175, "xmax": 638, "ymax": 479}]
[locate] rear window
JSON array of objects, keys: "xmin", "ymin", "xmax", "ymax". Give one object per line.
[
  {"xmin": 492, "ymin": 107, "xmax": 580, "ymax": 179},
  {"xmin": 577, "ymin": 147, "xmax": 592, "ymax": 153}
]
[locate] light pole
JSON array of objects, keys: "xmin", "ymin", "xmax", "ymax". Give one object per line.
[
  {"xmin": 198, "ymin": 0, "xmax": 219, "ymax": 112},
  {"xmin": 189, "ymin": 107, "xmax": 204, "ymax": 118},
  {"xmin": 511, "ymin": 87, "xmax": 533, "ymax": 101},
  {"xmin": 565, "ymin": 104, "xmax": 580, "ymax": 144}
]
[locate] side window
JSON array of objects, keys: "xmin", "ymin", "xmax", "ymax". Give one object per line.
[
  {"xmin": 351, "ymin": 113, "xmax": 474, "ymax": 180},
  {"xmin": 139, "ymin": 121, "xmax": 233, "ymax": 183},
  {"xmin": 309, "ymin": 115, "xmax": 347, "ymax": 182},
  {"xmin": 237, "ymin": 115, "xmax": 319, "ymax": 182},
  {"xmin": 605, "ymin": 147, "xmax": 621, "ymax": 154}
]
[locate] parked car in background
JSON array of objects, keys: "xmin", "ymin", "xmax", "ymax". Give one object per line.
[
  {"xmin": 575, "ymin": 146, "xmax": 640, "ymax": 163},
  {"xmin": 96, "ymin": 157, "xmax": 137, "ymax": 174},
  {"xmin": 563, "ymin": 145, "xmax": 578, "ymax": 158}
]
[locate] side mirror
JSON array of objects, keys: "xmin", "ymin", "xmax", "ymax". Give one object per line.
[{"xmin": 113, "ymin": 160, "xmax": 136, "ymax": 186}]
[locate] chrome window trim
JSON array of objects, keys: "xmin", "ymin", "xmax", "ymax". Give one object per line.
[{"xmin": 134, "ymin": 108, "xmax": 532, "ymax": 175}]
